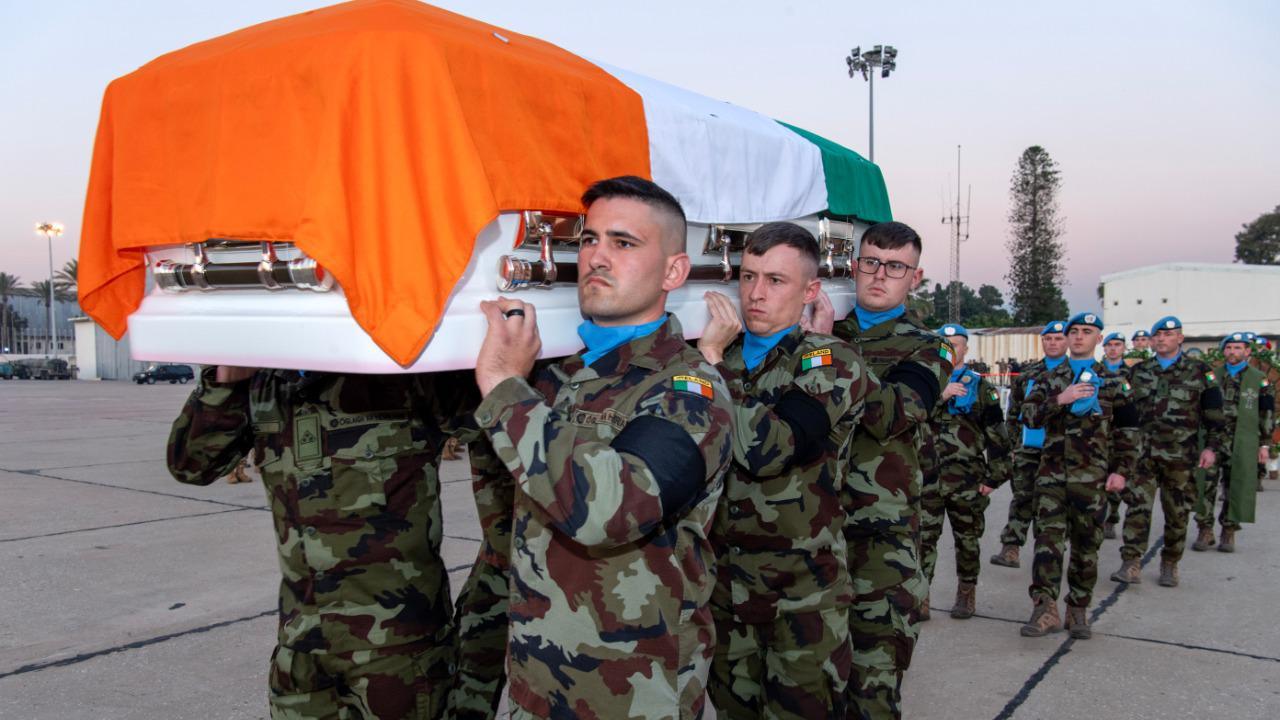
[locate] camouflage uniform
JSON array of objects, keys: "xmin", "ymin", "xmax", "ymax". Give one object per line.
[
  {"xmin": 1102, "ymin": 361, "xmax": 1137, "ymax": 529},
  {"xmin": 445, "ymin": 433, "xmax": 513, "ymax": 720},
  {"xmin": 833, "ymin": 312, "xmax": 951, "ymax": 720},
  {"xmin": 168, "ymin": 368, "xmax": 474, "ymax": 720},
  {"xmin": 1022, "ymin": 361, "xmax": 1140, "ymax": 608},
  {"xmin": 1195, "ymin": 367, "xmax": 1275, "ymax": 533},
  {"xmin": 997, "ymin": 359, "xmax": 1047, "ymax": 548},
  {"xmin": 1119, "ymin": 355, "xmax": 1227, "ymax": 566},
  {"xmin": 471, "ymin": 315, "xmax": 732, "ymax": 719},
  {"xmin": 708, "ymin": 329, "xmax": 870, "ymax": 719},
  {"xmin": 921, "ymin": 373, "xmax": 1012, "ymax": 585}
]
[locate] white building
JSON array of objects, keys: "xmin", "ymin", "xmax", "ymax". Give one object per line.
[{"xmin": 1101, "ymin": 262, "xmax": 1280, "ymax": 349}]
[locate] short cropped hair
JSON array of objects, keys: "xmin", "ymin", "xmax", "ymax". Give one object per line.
[
  {"xmin": 861, "ymin": 221, "xmax": 922, "ymax": 256},
  {"xmin": 581, "ymin": 175, "xmax": 687, "ymax": 253},
  {"xmin": 745, "ymin": 222, "xmax": 820, "ymax": 272}
]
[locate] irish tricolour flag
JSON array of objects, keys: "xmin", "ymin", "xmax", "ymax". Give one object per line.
[{"xmin": 801, "ymin": 349, "xmax": 834, "ymax": 371}]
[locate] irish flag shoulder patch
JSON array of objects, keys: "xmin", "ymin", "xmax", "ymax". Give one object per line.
[
  {"xmin": 1204, "ymin": 370, "xmax": 1216, "ymax": 384},
  {"xmin": 800, "ymin": 348, "xmax": 833, "ymax": 371},
  {"xmin": 673, "ymin": 374, "xmax": 715, "ymax": 399},
  {"xmin": 940, "ymin": 343, "xmax": 956, "ymax": 364}
]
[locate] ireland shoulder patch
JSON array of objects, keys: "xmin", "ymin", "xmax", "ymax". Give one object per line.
[
  {"xmin": 673, "ymin": 374, "xmax": 714, "ymax": 399},
  {"xmin": 1204, "ymin": 370, "xmax": 1216, "ymax": 384},
  {"xmin": 800, "ymin": 348, "xmax": 833, "ymax": 371},
  {"xmin": 940, "ymin": 343, "xmax": 956, "ymax": 364}
]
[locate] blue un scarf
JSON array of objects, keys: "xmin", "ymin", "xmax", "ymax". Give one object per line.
[
  {"xmin": 743, "ymin": 325, "xmax": 797, "ymax": 372},
  {"xmin": 578, "ymin": 316, "xmax": 667, "ymax": 366},
  {"xmin": 854, "ymin": 303, "xmax": 905, "ymax": 332}
]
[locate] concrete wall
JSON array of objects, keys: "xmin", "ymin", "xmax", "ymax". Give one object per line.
[{"xmin": 1102, "ymin": 262, "xmax": 1280, "ymax": 344}]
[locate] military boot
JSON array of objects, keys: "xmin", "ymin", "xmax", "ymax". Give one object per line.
[
  {"xmin": 1110, "ymin": 558, "xmax": 1142, "ymax": 584},
  {"xmin": 1064, "ymin": 605, "xmax": 1092, "ymax": 640},
  {"xmin": 1191, "ymin": 526, "xmax": 1215, "ymax": 552},
  {"xmin": 1218, "ymin": 528, "xmax": 1236, "ymax": 553},
  {"xmin": 951, "ymin": 582, "xmax": 976, "ymax": 619},
  {"xmin": 919, "ymin": 595, "xmax": 931, "ymax": 622},
  {"xmin": 1020, "ymin": 597, "xmax": 1062, "ymax": 637},
  {"xmin": 990, "ymin": 544, "xmax": 1020, "ymax": 568},
  {"xmin": 1158, "ymin": 560, "xmax": 1179, "ymax": 587},
  {"xmin": 1103, "ymin": 522, "xmax": 1116, "ymax": 540}
]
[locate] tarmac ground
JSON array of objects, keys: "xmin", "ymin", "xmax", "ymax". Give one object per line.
[{"xmin": 1, "ymin": 380, "xmax": 1278, "ymax": 719}]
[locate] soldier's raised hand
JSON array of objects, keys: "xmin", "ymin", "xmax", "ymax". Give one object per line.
[
  {"xmin": 476, "ymin": 297, "xmax": 541, "ymax": 397},
  {"xmin": 800, "ymin": 288, "xmax": 835, "ymax": 335},
  {"xmin": 215, "ymin": 366, "xmax": 258, "ymax": 384},
  {"xmin": 1056, "ymin": 382, "xmax": 1095, "ymax": 405},
  {"xmin": 941, "ymin": 382, "xmax": 968, "ymax": 400},
  {"xmin": 696, "ymin": 291, "xmax": 742, "ymax": 365}
]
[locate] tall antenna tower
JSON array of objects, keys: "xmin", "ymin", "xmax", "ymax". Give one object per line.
[{"xmin": 941, "ymin": 145, "xmax": 971, "ymax": 322}]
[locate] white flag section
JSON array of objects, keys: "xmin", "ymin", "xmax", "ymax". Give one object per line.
[{"xmin": 597, "ymin": 62, "xmax": 829, "ymax": 224}]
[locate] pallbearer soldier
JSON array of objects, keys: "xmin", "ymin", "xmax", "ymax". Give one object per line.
[
  {"xmin": 991, "ymin": 321, "xmax": 1067, "ymax": 568},
  {"xmin": 697, "ymin": 222, "xmax": 871, "ymax": 719},
  {"xmin": 468, "ymin": 176, "xmax": 733, "ymax": 718},
  {"xmin": 168, "ymin": 368, "xmax": 475, "ymax": 719},
  {"xmin": 1008, "ymin": 312, "xmax": 1140, "ymax": 638},
  {"xmin": 813, "ymin": 220, "xmax": 952, "ymax": 719},
  {"xmin": 1191, "ymin": 333, "xmax": 1275, "ymax": 553},
  {"xmin": 920, "ymin": 324, "xmax": 1012, "ymax": 620},
  {"xmin": 1100, "ymin": 331, "xmax": 1130, "ymax": 539},
  {"xmin": 1111, "ymin": 316, "xmax": 1227, "ymax": 588}
]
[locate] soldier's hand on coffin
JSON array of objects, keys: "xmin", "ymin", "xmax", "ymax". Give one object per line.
[
  {"xmin": 979, "ymin": 484, "xmax": 995, "ymax": 497},
  {"xmin": 696, "ymin": 291, "xmax": 741, "ymax": 365},
  {"xmin": 1261, "ymin": 447, "xmax": 1272, "ymax": 465},
  {"xmin": 1197, "ymin": 448, "xmax": 1216, "ymax": 470},
  {"xmin": 800, "ymin": 288, "xmax": 835, "ymax": 335},
  {"xmin": 1105, "ymin": 473, "xmax": 1126, "ymax": 493},
  {"xmin": 214, "ymin": 366, "xmax": 257, "ymax": 384},
  {"xmin": 941, "ymin": 382, "xmax": 967, "ymax": 400},
  {"xmin": 476, "ymin": 298, "xmax": 541, "ymax": 397},
  {"xmin": 1056, "ymin": 382, "xmax": 1095, "ymax": 405}
]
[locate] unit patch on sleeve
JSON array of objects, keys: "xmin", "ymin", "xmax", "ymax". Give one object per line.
[
  {"xmin": 673, "ymin": 375, "xmax": 715, "ymax": 399},
  {"xmin": 800, "ymin": 348, "xmax": 833, "ymax": 371}
]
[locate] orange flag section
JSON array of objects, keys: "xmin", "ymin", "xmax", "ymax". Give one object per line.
[{"xmin": 78, "ymin": 0, "xmax": 650, "ymax": 366}]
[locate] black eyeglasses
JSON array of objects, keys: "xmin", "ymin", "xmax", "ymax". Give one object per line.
[{"xmin": 855, "ymin": 257, "xmax": 916, "ymax": 279}]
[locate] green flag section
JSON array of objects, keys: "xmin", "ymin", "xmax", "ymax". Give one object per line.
[{"xmin": 778, "ymin": 121, "xmax": 893, "ymax": 223}]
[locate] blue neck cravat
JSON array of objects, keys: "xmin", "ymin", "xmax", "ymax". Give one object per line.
[
  {"xmin": 854, "ymin": 303, "xmax": 905, "ymax": 332},
  {"xmin": 577, "ymin": 316, "xmax": 667, "ymax": 366},
  {"xmin": 1104, "ymin": 359, "xmax": 1124, "ymax": 372},
  {"xmin": 743, "ymin": 325, "xmax": 796, "ymax": 372},
  {"xmin": 1157, "ymin": 352, "xmax": 1181, "ymax": 370},
  {"xmin": 1226, "ymin": 360, "xmax": 1248, "ymax": 377},
  {"xmin": 1044, "ymin": 355, "xmax": 1066, "ymax": 371}
]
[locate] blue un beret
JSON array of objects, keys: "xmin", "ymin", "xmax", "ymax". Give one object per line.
[
  {"xmin": 1067, "ymin": 312, "xmax": 1104, "ymax": 332},
  {"xmin": 1103, "ymin": 332, "xmax": 1124, "ymax": 345},
  {"xmin": 938, "ymin": 323, "xmax": 969, "ymax": 339},
  {"xmin": 1131, "ymin": 329, "xmax": 1150, "ymax": 340},
  {"xmin": 1041, "ymin": 320, "xmax": 1067, "ymax": 336},
  {"xmin": 1151, "ymin": 316, "xmax": 1182, "ymax": 334},
  {"xmin": 1221, "ymin": 332, "xmax": 1249, "ymax": 350}
]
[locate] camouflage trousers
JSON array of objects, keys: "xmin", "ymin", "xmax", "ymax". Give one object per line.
[
  {"xmin": 708, "ymin": 606, "xmax": 850, "ymax": 719},
  {"xmin": 445, "ymin": 558, "xmax": 509, "ymax": 720},
  {"xmin": 998, "ymin": 452, "xmax": 1040, "ymax": 547},
  {"xmin": 1120, "ymin": 459, "xmax": 1196, "ymax": 563},
  {"xmin": 919, "ymin": 467, "xmax": 990, "ymax": 585},
  {"xmin": 845, "ymin": 535, "xmax": 924, "ymax": 720},
  {"xmin": 1029, "ymin": 475, "xmax": 1107, "ymax": 607},
  {"xmin": 1105, "ymin": 492, "xmax": 1123, "ymax": 526},
  {"xmin": 269, "ymin": 641, "xmax": 454, "ymax": 720},
  {"xmin": 1195, "ymin": 462, "xmax": 1242, "ymax": 532}
]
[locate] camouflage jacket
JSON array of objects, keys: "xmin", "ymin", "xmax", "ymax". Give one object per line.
[
  {"xmin": 1129, "ymin": 354, "xmax": 1228, "ymax": 463},
  {"xmin": 472, "ymin": 315, "xmax": 732, "ymax": 719},
  {"xmin": 712, "ymin": 327, "xmax": 870, "ymax": 623},
  {"xmin": 1021, "ymin": 359, "xmax": 1142, "ymax": 480},
  {"xmin": 929, "ymin": 371, "xmax": 1013, "ymax": 489},
  {"xmin": 832, "ymin": 311, "xmax": 951, "ymax": 597},
  {"xmin": 167, "ymin": 368, "xmax": 475, "ymax": 654}
]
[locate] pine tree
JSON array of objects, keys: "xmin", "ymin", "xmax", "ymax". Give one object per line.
[{"xmin": 1005, "ymin": 146, "xmax": 1069, "ymax": 324}]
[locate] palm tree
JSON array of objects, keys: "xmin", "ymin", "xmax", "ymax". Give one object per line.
[
  {"xmin": 54, "ymin": 259, "xmax": 78, "ymax": 297},
  {"xmin": 0, "ymin": 272, "xmax": 23, "ymax": 352}
]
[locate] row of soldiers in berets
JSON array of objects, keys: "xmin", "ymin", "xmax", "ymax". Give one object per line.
[
  {"xmin": 919, "ymin": 317, "xmax": 1275, "ymax": 640},
  {"xmin": 163, "ymin": 175, "xmax": 1275, "ymax": 720}
]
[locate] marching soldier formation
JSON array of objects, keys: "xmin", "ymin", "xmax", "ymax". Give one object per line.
[{"xmin": 165, "ymin": 176, "xmax": 1275, "ymax": 720}]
